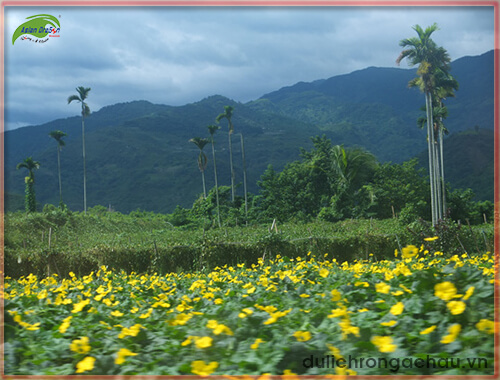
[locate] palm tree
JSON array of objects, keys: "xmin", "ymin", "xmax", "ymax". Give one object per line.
[
  {"xmin": 68, "ymin": 86, "xmax": 91, "ymax": 214},
  {"xmin": 16, "ymin": 157, "xmax": 40, "ymax": 213},
  {"xmin": 433, "ymin": 70, "xmax": 459, "ymax": 216},
  {"xmin": 397, "ymin": 23, "xmax": 451, "ymax": 225},
  {"xmin": 330, "ymin": 145, "xmax": 378, "ymax": 194},
  {"xmin": 49, "ymin": 130, "xmax": 67, "ymax": 207},
  {"xmin": 189, "ymin": 137, "xmax": 210, "ymax": 198},
  {"xmin": 208, "ymin": 124, "xmax": 221, "ymax": 228},
  {"xmin": 239, "ymin": 133, "xmax": 248, "ymax": 221},
  {"xmin": 216, "ymin": 105, "xmax": 236, "ymax": 202}
]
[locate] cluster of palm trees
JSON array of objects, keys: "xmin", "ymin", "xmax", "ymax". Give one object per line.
[
  {"xmin": 189, "ymin": 105, "xmax": 248, "ymax": 227},
  {"xmin": 397, "ymin": 23, "xmax": 458, "ymax": 226},
  {"xmin": 16, "ymin": 86, "xmax": 91, "ymax": 213}
]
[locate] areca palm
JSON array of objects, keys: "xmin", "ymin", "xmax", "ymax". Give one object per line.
[
  {"xmin": 216, "ymin": 105, "xmax": 236, "ymax": 202},
  {"xmin": 16, "ymin": 157, "xmax": 40, "ymax": 213},
  {"xmin": 397, "ymin": 23, "xmax": 451, "ymax": 225},
  {"xmin": 208, "ymin": 124, "xmax": 221, "ymax": 228},
  {"xmin": 68, "ymin": 86, "xmax": 91, "ymax": 214},
  {"xmin": 189, "ymin": 137, "xmax": 210, "ymax": 198},
  {"xmin": 49, "ymin": 130, "xmax": 67, "ymax": 207}
]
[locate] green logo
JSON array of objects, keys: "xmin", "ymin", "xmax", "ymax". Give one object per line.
[{"xmin": 12, "ymin": 14, "xmax": 61, "ymax": 45}]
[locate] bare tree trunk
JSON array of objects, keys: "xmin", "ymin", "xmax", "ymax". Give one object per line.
[
  {"xmin": 228, "ymin": 131, "xmax": 235, "ymax": 202},
  {"xmin": 211, "ymin": 141, "xmax": 221, "ymax": 228},
  {"xmin": 201, "ymin": 169, "xmax": 207, "ymax": 199},
  {"xmin": 57, "ymin": 145, "xmax": 63, "ymax": 206},
  {"xmin": 240, "ymin": 133, "xmax": 248, "ymax": 221},
  {"xmin": 425, "ymin": 91, "xmax": 437, "ymax": 225},
  {"xmin": 82, "ymin": 115, "xmax": 87, "ymax": 214}
]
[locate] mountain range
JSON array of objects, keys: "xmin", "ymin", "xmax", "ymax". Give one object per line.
[{"xmin": 3, "ymin": 50, "xmax": 495, "ymax": 213}]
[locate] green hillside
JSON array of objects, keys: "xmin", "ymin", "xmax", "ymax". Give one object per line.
[
  {"xmin": 416, "ymin": 128, "xmax": 495, "ymax": 201},
  {"xmin": 4, "ymin": 51, "xmax": 494, "ymax": 213}
]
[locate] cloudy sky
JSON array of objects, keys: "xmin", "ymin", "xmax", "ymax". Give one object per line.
[{"xmin": 3, "ymin": 3, "xmax": 496, "ymax": 130}]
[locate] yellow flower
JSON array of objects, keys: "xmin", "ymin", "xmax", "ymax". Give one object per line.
[
  {"xmin": 139, "ymin": 308, "xmax": 153, "ymax": 319},
  {"xmin": 338, "ymin": 319, "xmax": 360, "ymax": 339},
  {"xmin": 328, "ymin": 307, "xmax": 348, "ymax": 318},
  {"xmin": 58, "ymin": 316, "xmax": 72, "ymax": 333},
  {"xmin": 330, "ymin": 289, "xmax": 342, "ymax": 302},
  {"xmin": 115, "ymin": 348, "xmax": 138, "ymax": 365},
  {"xmin": 191, "ymin": 360, "xmax": 218, "ymax": 376},
  {"xmin": 238, "ymin": 308, "xmax": 253, "ymax": 318},
  {"xmin": 194, "ymin": 336, "xmax": 213, "ymax": 349},
  {"xmin": 441, "ymin": 324, "xmax": 461, "ymax": 344},
  {"xmin": 118, "ymin": 324, "xmax": 143, "ymax": 339},
  {"xmin": 476, "ymin": 319, "xmax": 495, "ymax": 334},
  {"xmin": 70, "ymin": 337, "xmax": 91, "ymax": 354},
  {"xmin": 293, "ymin": 331, "xmax": 311, "ymax": 342},
  {"xmin": 251, "ymin": 338, "xmax": 265, "ymax": 349},
  {"xmin": 110, "ymin": 310, "xmax": 124, "ymax": 317},
  {"xmin": 37, "ymin": 289, "xmax": 48, "ymax": 300},
  {"xmin": 181, "ymin": 336, "xmax": 193, "ymax": 346},
  {"xmin": 390, "ymin": 302, "xmax": 404, "ymax": 316},
  {"xmin": 371, "ymin": 336, "xmax": 397, "ymax": 353},
  {"xmin": 424, "ymin": 236, "xmax": 439, "ymax": 241},
  {"xmin": 71, "ymin": 299, "xmax": 90, "ymax": 313},
  {"xmin": 358, "ymin": 308, "xmax": 369, "ymax": 313},
  {"xmin": 435, "ymin": 281, "xmax": 457, "ymax": 301},
  {"xmin": 463, "ymin": 286, "xmax": 475, "ymax": 300},
  {"xmin": 319, "ymin": 268, "xmax": 329, "ymax": 278},
  {"xmin": 375, "ymin": 282, "xmax": 391, "ymax": 294},
  {"xmin": 169, "ymin": 313, "xmax": 192, "ymax": 326},
  {"xmin": 206, "ymin": 320, "xmax": 233, "ymax": 336},
  {"xmin": 75, "ymin": 356, "xmax": 95, "ymax": 373},
  {"xmin": 401, "ymin": 245, "xmax": 419, "ymax": 259},
  {"xmin": 419, "ymin": 325, "xmax": 437, "ymax": 335},
  {"xmin": 354, "ymin": 281, "xmax": 369, "ymax": 287},
  {"xmin": 380, "ymin": 320, "xmax": 397, "ymax": 327},
  {"xmin": 299, "ymin": 293, "xmax": 310, "ymax": 298},
  {"xmin": 446, "ymin": 300, "xmax": 466, "ymax": 315}
]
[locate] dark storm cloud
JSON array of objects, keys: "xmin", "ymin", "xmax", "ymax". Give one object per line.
[{"xmin": 3, "ymin": 5, "xmax": 495, "ymax": 130}]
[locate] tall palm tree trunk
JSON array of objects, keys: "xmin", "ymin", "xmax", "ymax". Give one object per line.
[
  {"xmin": 439, "ymin": 125, "xmax": 446, "ymax": 217},
  {"xmin": 211, "ymin": 140, "xmax": 221, "ymax": 228},
  {"xmin": 433, "ymin": 139, "xmax": 442, "ymax": 221},
  {"xmin": 228, "ymin": 132, "xmax": 235, "ymax": 202},
  {"xmin": 57, "ymin": 145, "xmax": 63, "ymax": 206},
  {"xmin": 82, "ymin": 116, "xmax": 87, "ymax": 214},
  {"xmin": 425, "ymin": 91, "xmax": 437, "ymax": 225},
  {"xmin": 240, "ymin": 133, "xmax": 248, "ymax": 221},
  {"xmin": 201, "ymin": 169, "xmax": 207, "ymax": 199}
]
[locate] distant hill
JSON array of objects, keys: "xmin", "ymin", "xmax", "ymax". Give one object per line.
[
  {"xmin": 4, "ymin": 50, "xmax": 495, "ymax": 213},
  {"xmin": 416, "ymin": 127, "xmax": 494, "ymax": 201},
  {"xmin": 249, "ymin": 50, "xmax": 494, "ymax": 162}
]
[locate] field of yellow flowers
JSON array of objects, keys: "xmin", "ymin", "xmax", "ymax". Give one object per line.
[{"xmin": 3, "ymin": 242, "xmax": 496, "ymax": 376}]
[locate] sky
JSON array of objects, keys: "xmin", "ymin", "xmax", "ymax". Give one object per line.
[{"xmin": 2, "ymin": 3, "xmax": 497, "ymax": 131}]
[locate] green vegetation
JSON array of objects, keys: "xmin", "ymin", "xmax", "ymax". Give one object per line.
[
  {"xmin": 16, "ymin": 157, "xmax": 41, "ymax": 213},
  {"xmin": 4, "ymin": 202, "xmax": 494, "ymax": 280},
  {"xmin": 4, "ymin": 247, "xmax": 494, "ymax": 375}
]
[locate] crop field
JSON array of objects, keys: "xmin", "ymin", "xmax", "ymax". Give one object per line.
[{"xmin": 3, "ymin": 242, "xmax": 495, "ymax": 376}]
